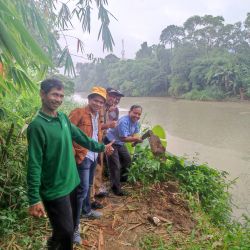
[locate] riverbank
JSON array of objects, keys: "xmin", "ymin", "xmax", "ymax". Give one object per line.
[
  {"xmin": 1, "ymin": 94, "xmax": 249, "ymax": 249},
  {"xmin": 180, "ymin": 96, "xmax": 250, "ymax": 103},
  {"xmin": 71, "ymin": 92, "xmax": 250, "ymax": 218},
  {"xmin": 1, "ymin": 147, "xmax": 249, "ymax": 249},
  {"xmin": 116, "ymin": 95, "xmax": 250, "ymax": 219}
]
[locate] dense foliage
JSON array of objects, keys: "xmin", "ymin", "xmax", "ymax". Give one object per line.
[
  {"xmin": 75, "ymin": 14, "xmax": 250, "ymax": 100},
  {"xmin": 0, "ymin": 0, "xmax": 114, "ymax": 95}
]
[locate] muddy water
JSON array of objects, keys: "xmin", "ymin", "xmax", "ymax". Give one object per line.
[
  {"xmin": 119, "ymin": 97, "xmax": 250, "ymax": 219},
  {"xmin": 73, "ymin": 94, "xmax": 250, "ymax": 219}
]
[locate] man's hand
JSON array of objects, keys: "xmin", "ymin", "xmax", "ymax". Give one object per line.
[
  {"xmin": 105, "ymin": 140, "xmax": 115, "ymax": 156},
  {"xmin": 107, "ymin": 121, "xmax": 117, "ymax": 129},
  {"xmin": 29, "ymin": 202, "xmax": 46, "ymax": 218},
  {"xmin": 131, "ymin": 136, "xmax": 143, "ymax": 147},
  {"xmin": 133, "ymin": 136, "xmax": 143, "ymax": 143}
]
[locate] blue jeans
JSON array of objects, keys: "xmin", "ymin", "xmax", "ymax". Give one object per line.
[{"xmin": 75, "ymin": 157, "xmax": 97, "ymax": 228}]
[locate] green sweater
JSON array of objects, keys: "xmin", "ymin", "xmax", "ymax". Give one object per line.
[{"xmin": 27, "ymin": 111, "xmax": 105, "ymax": 206}]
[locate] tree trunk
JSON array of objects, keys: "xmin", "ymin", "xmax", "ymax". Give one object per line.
[{"xmin": 239, "ymin": 87, "xmax": 244, "ymax": 100}]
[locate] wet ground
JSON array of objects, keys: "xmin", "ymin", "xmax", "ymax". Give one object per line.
[{"xmin": 74, "ymin": 181, "xmax": 195, "ymax": 250}]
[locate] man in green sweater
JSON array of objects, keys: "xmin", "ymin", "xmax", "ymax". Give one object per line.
[{"xmin": 27, "ymin": 78, "xmax": 114, "ymax": 250}]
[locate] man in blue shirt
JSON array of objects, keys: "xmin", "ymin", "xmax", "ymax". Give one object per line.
[{"xmin": 105, "ymin": 105, "xmax": 143, "ymax": 196}]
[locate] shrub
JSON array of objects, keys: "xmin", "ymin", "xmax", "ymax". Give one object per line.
[
  {"xmin": 183, "ymin": 86, "xmax": 225, "ymax": 101},
  {"xmin": 128, "ymin": 146, "xmax": 232, "ymax": 225}
]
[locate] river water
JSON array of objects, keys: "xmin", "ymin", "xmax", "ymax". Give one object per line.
[{"xmin": 73, "ymin": 94, "xmax": 250, "ymax": 219}]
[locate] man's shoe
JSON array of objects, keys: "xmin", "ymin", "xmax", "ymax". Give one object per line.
[
  {"xmin": 47, "ymin": 236, "xmax": 58, "ymax": 250},
  {"xmin": 82, "ymin": 209, "xmax": 102, "ymax": 219},
  {"xmin": 112, "ymin": 188, "xmax": 128, "ymax": 196},
  {"xmin": 120, "ymin": 176, "xmax": 128, "ymax": 183},
  {"xmin": 94, "ymin": 191, "xmax": 109, "ymax": 198},
  {"xmin": 91, "ymin": 201, "xmax": 104, "ymax": 210},
  {"xmin": 73, "ymin": 229, "xmax": 81, "ymax": 245}
]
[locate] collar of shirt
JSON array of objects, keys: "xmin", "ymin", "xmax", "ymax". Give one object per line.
[{"xmin": 38, "ymin": 110, "xmax": 61, "ymax": 122}]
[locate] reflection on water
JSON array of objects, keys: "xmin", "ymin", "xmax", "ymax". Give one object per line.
[
  {"xmin": 120, "ymin": 97, "xmax": 250, "ymax": 219},
  {"xmin": 74, "ymin": 93, "xmax": 250, "ymax": 218}
]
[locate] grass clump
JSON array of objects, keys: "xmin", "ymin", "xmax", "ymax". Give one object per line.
[
  {"xmin": 128, "ymin": 145, "xmax": 250, "ymax": 248},
  {"xmin": 129, "ymin": 146, "xmax": 231, "ymax": 226}
]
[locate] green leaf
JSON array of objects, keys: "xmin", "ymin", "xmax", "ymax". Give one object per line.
[
  {"xmin": 0, "ymin": 18, "xmax": 26, "ymax": 69},
  {"xmin": 152, "ymin": 125, "xmax": 167, "ymax": 147},
  {"xmin": 7, "ymin": 15, "xmax": 51, "ymax": 65}
]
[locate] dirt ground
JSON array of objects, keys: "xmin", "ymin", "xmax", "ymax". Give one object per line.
[{"xmin": 74, "ymin": 181, "xmax": 196, "ymax": 250}]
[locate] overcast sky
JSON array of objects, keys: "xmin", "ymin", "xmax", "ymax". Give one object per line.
[{"xmin": 63, "ymin": 0, "xmax": 250, "ymax": 62}]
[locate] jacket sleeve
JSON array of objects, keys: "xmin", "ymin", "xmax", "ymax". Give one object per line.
[
  {"xmin": 70, "ymin": 122, "xmax": 105, "ymax": 152},
  {"xmin": 27, "ymin": 123, "xmax": 44, "ymax": 206}
]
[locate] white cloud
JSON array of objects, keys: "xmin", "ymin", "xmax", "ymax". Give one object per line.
[{"xmin": 61, "ymin": 0, "xmax": 250, "ymax": 61}]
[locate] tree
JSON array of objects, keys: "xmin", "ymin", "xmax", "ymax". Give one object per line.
[
  {"xmin": 244, "ymin": 13, "xmax": 250, "ymax": 45},
  {"xmin": 160, "ymin": 25, "xmax": 184, "ymax": 52},
  {"xmin": 75, "ymin": 13, "xmax": 250, "ymax": 100},
  {"xmin": 136, "ymin": 42, "xmax": 153, "ymax": 59},
  {"xmin": 183, "ymin": 15, "xmax": 202, "ymax": 46},
  {"xmin": 104, "ymin": 54, "xmax": 120, "ymax": 64},
  {"xmin": 199, "ymin": 15, "xmax": 225, "ymax": 49},
  {"xmin": 183, "ymin": 15, "xmax": 225, "ymax": 51}
]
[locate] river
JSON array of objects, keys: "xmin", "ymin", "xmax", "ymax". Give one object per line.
[{"xmin": 73, "ymin": 94, "xmax": 250, "ymax": 219}]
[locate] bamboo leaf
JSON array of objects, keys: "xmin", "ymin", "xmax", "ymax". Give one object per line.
[
  {"xmin": 0, "ymin": 19, "xmax": 26, "ymax": 69},
  {"xmin": 6, "ymin": 15, "xmax": 52, "ymax": 65},
  {"xmin": 76, "ymin": 39, "xmax": 85, "ymax": 53}
]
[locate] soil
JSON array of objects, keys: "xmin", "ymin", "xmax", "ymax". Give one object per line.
[{"xmin": 74, "ymin": 181, "xmax": 196, "ymax": 250}]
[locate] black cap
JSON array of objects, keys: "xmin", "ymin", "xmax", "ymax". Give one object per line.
[{"xmin": 106, "ymin": 87, "xmax": 124, "ymax": 97}]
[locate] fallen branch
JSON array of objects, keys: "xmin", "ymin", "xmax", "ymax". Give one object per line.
[
  {"xmin": 118, "ymin": 226, "xmax": 126, "ymax": 239},
  {"xmin": 126, "ymin": 223, "xmax": 144, "ymax": 232},
  {"xmin": 98, "ymin": 229, "xmax": 104, "ymax": 250},
  {"xmin": 156, "ymin": 215, "xmax": 172, "ymax": 224},
  {"xmin": 111, "ymin": 214, "xmax": 117, "ymax": 229},
  {"xmin": 117, "ymin": 240, "xmax": 132, "ymax": 246}
]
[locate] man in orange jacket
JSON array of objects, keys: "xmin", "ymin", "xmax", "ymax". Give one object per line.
[{"xmin": 69, "ymin": 87, "xmax": 114, "ymax": 244}]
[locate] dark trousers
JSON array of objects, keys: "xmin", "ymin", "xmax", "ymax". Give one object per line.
[
  {"xmin": 43, "ymin": 189, "xmax": 77, "ymax": 250},
  {"xmin": 106, "ymin": 144, "xmax": 131, "ymax": 192}
]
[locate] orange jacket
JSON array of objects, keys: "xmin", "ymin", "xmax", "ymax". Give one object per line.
[{"xmin": 69, "ymin": 106, "xmax": 103, "ymax": 164}]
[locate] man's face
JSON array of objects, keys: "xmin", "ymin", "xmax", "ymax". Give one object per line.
[
  {"xmin": 114, "ymin": 96, "xmax": 121, "ymax": 105},
  {"xmin": 107, "ymin": 93, "xmax": 117, "ymax": 106},
  {"xmin": 40, "ymin": 87, "xmax": 64, "ymax": 112},
  {"xmin": 129, "ymin": 107, "xmax": 142, "ymax": 123},
  {"xmin": 89, "ymin": 95, "xmax": 105, "ymax": 113}
]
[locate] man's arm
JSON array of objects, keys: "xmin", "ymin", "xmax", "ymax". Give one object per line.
[
  {"xmin": 120, "ymin": 134, "xmax": 142, "ymax": 143},
  {"xmin": 100, "ymin": 106, "xmax": 118, "ymax": 130},
  {"xmin": 101, "ymin": 120, "xmax": 117, "ymax": 130},
  {"xmin": 71, "ymin": 123, "xmax": 114, "ymax": 155},
  {"xmin": 118, "ymin": 120, "xmax": 142, "ymax": 143},
  {"xmin": 27, "ymin": 124, "xmax": 46, "ymax": 217}
]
